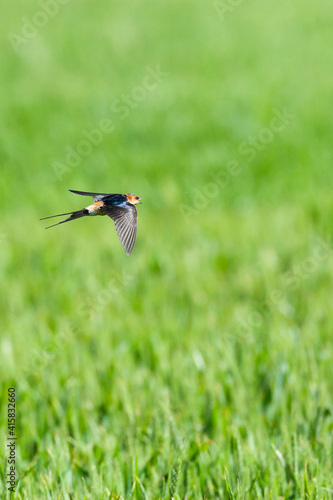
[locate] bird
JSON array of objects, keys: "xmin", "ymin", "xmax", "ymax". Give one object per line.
[{"xmin": 40, "ymin": 190, "xmax": 142, "ymax": 255}]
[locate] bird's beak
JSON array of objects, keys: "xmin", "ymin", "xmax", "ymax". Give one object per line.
[{"xmin": 139, "ymin": 198, "xmax": 143, "ymax": 204}]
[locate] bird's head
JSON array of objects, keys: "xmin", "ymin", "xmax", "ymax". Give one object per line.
[{"xmin": 126, "ymin": 194, "xmax": 142, "ymax": 205}]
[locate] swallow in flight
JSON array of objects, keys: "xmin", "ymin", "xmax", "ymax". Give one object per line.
[{"xmin": 40, "ymin": 190, "xmax": 142, "ymax": 255}]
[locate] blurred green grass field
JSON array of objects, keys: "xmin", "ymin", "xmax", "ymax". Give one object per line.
[{"xmin": 1, "ymin": 0, "xmax": 333, "ymax": 498}]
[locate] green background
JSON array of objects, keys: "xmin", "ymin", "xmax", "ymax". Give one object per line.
[{"xmin": 1, "ymin": 0, "xmax": 333, "ymax": 498}]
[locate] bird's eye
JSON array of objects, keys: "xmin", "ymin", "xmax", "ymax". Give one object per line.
[{"xmin": 135, "ymin": 196, "xmax": 139, "ymax": 200}]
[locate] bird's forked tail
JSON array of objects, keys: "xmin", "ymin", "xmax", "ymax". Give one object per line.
[{"xmin": 40, "ymin": 209, "xmax": 88, "ymax": 229}]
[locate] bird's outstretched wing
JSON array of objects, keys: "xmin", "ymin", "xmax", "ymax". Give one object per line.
[
  {"xmin": 69, "ymin": 190, "xmax": 112, "ymax": 202},
  {"xmin": 101, "ymin": 204, "xmax": 138, "ymax": 255}
]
